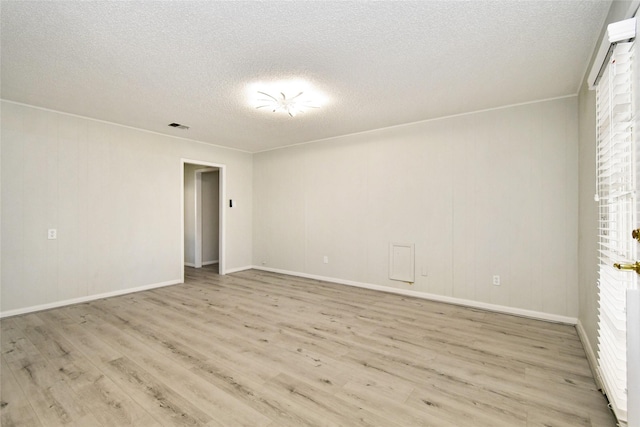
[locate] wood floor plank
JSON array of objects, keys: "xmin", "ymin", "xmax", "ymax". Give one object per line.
[
  {"xmin": 106, "ymin": 355, "xmax": 214, "ymax": 426},
  {"xmin": 4, "ymin": 354, "xmax": 99, "ymax": 426},
  {"xmin": 77, "ymin": 306, "xmax": 271, "ymax": 427},
  {"xmin": 188, "ymin": 362, "xmax": 332, "ymax": 426},
  {"xmin": 262, "ymin": 372, "xmax": 404, "ymax": 427},
  {"xmin": 0, "ymin": 266, "xmax": 616, "ymax": 426},
  {"xmin": 27, "ymin": 311, "xmax": 160, "ymax": 426},
  {"xmin": 1, "ymin": 354, "xmax": 42, "ymax": 427},
  {"xmin": 1, "ymin": 318, "xmax": 42, "ymax": 364},
  {"xmin": 37, "ymin": 308, "xmax": 125, "ymax": 365},
  {"xmin": 405, "ymin": 382, "xmax": 528, "ymax": 427},
  {"xmin": 336, "ymin": 379, "xmax": 465, "ymax": 427}
]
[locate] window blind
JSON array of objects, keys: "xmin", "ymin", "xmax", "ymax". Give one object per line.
[{"xmin": 596, "ymin": 40, "xmax": 635, "ymax": 423}]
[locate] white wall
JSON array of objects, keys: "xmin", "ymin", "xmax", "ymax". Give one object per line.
[
  {"xmin": 1, "ymin": 101, "xmax": 253, "ymax": 315},
  {"xmin": 254, "ymin": 96, "xmax": 579, "ymax": 318}
]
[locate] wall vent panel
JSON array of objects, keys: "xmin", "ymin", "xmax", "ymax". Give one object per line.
[{"xmin": 389, "ymin": 243, "xmax": 415, "ymax": 283}]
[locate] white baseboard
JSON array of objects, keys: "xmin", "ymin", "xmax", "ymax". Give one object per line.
[
  {"xmin": 225, "ymin": 265, "xmax": 254, "ymax": 274},
  {"xmin": 185, "ymin": 261, "xmax": 218, "ymax": 267},
  {"xmin": 0, "ymin": 279, "xmax": 182, "ymax": 319},
  {"xmin": 576, "ymin": 319, "xmax": 603, "ymax": 390},
  {"xmin": 2, "ymin": 264, "xmax": 579, "ymax": 326},
  {"xmin": 249, "ymin": 266, "xmax": 578, "ymax": 325}
]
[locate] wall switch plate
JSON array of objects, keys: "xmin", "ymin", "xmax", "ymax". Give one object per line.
[
  {"xmin": 48, "ymin": 229, "xmax": 57, "ymax": 240},
  {"xmin": 323, "ymin": 256, "xmax": 329, "ymax": 264},
  {"xmin": 492, "ymin": 275, "xmax": 500, "ymax": 286}
]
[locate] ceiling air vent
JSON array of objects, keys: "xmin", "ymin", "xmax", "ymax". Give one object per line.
[{"xmin": 168, "ymin": 122, "xmax": 190, "ymax": 130}]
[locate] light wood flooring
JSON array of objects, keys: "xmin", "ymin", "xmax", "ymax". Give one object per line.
[{"xmin": 1, "ymin": 266, "xmax": 616, "ymax": 426}]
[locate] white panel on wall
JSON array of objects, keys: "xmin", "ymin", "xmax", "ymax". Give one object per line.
[
  {"xmin": 389, "ymin": 243, "xmax": 415, "ymax": 283},
  {"xmin": 253, "ymin": 96, "xmax": 579, "ymax": 318},
  {"xmin": 252, "ymin": 147, "xmax": 307, "ymax": 272},
  {"xmin": 1, "ymin": 100, "xmax": 253, "ymax": 316},
  {"xmin": 304, "ymin": 140, "xmax": 368, "ymax": 280}
]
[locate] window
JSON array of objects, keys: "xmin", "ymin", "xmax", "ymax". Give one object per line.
[{"xmin": 596, "ymin": 40, "xmax": 635, "ymax": 423}]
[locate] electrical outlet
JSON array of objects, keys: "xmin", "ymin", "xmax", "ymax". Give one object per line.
[
  {"xmin": 48, "ymin": 229, "xmax": 57, "ymax": 240},
  {"xmin": 492, "ymin": 275, "xmax": 500, "ymax": 286}
]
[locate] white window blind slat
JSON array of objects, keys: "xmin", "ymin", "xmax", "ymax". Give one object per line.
[{"xmin": 596, "ymin": 40, "xmax": 635, "ymax": 422}]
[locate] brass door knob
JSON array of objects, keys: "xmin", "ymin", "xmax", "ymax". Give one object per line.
[
  {"xmin": 614, "ymin": 261, "xmax": 640, "ymax": 274},
  {"xmin": 633, "ymin": 229, "xmax": 640, "ymax": 242}
]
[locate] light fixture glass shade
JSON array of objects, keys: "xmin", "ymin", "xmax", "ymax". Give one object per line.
[
  {"xmin": 256, "ymin": 91, "xmax": 319, "ymax": 117},
  {"xmin": 248, "ymin": 80, "xmax": 326, "ymax": 117}
]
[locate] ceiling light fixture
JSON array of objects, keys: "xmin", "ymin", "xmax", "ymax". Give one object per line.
[
  {"xmin": 255, "ymin": 90, "xmax": 319, "ymax": 117},
  {"xmin": 249, "ymin": 80, "xmax": 326, "ymax": 118}
]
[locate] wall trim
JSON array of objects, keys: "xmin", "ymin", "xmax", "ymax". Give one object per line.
[
  {"xmin": 181, "ymin": 158, "xmax": 227, "ymax": 281},
  {"xmin": 0, "ymin": 99, "xmax": 251, "ymax": 153},
  {"xmin": 0, "ymin": 279, "xmax": 182, "ymax": 319},
  {"xmin": 194, "ymin": 167, "xmax": 220, "ymax": 269},
  {"xmin": 248, "ymin": 266, "xmax": 578, "ymax": 325},
  {"xmin": 225, "ymin": 265, "xmax": 254, "ymax": 274},
  {"xmin": 576, "ymin": 319, "xmax": 604, "ymax": 390},
  {"xmin": 1, "ymin": 263, "xmax": 580, "ymax": 324},
  {"xmin": 185, "ymin": 261, "xmax": 218, "ymax": 267},
  {"xmin": 254, "ymin": 94, "xmax": 579, "ymax": 154}
]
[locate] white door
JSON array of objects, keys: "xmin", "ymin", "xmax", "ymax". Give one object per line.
[{"xmin": 596, "ymin": 39, "xmax": 637, "ymax": 425}]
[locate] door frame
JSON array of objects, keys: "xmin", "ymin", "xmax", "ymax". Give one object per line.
[
  {"xmin": 181, "ymin": 159, "xmax": 226, "ymax": 281},
  {"xmin": 194, "ymin": 167, "xmax": 219, "ymax": 269}
]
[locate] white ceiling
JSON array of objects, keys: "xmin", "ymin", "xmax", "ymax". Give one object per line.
[{"xmin": 1, "ymin": 1, "xmax": 611, "ymax": 153}]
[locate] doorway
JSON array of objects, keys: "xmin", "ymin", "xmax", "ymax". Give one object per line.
[
  {"xmin": 195, "ymin": 167, "xmax": 219, "ymax": 269},
  {"xmin": 181, "ymin": 159, "xmax": 226, "ymax": 281}
]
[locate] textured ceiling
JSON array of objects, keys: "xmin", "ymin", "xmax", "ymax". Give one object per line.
[{"xmin": 1, "ymin": 1, "xmax": 611, "ymax": 152}]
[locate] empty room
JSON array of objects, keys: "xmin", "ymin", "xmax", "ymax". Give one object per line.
[{"xmin": 1, "ymin": 1, "xmax": 639, "ymax": 426}]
